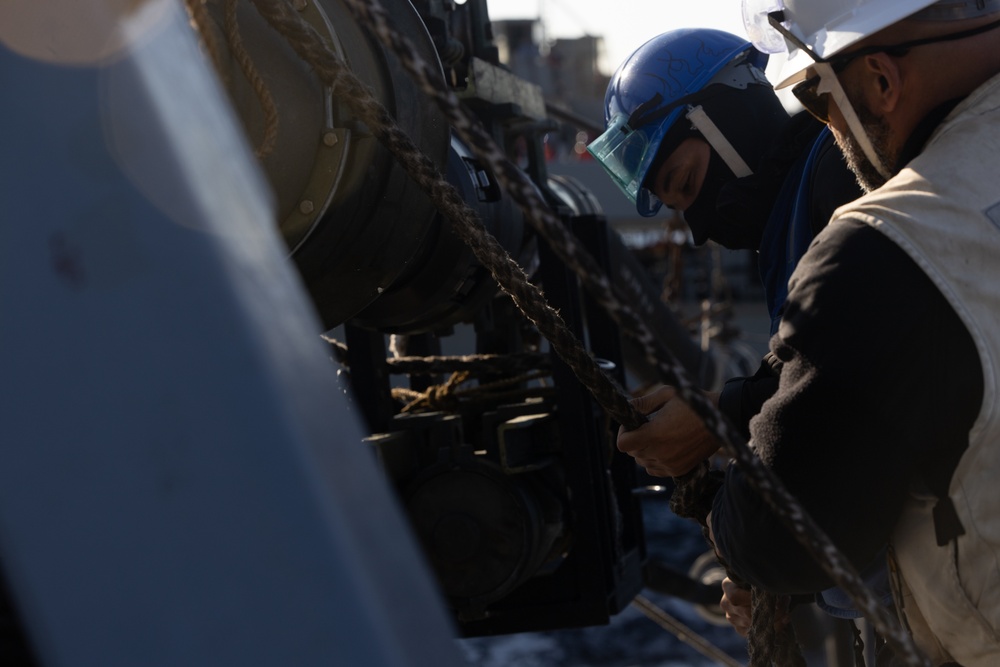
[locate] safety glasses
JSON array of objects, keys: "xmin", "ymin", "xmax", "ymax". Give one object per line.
[
  {"xmin": 790, "ymin": 66, "xmax": 871, "ymax": 123},
  {"xmin": 767, "ymin": 10, "xmax": 1000, "ymax": 122},
  {"xmin": 791, "ymin": 76, "xmax": 832, "ymax": 123}
]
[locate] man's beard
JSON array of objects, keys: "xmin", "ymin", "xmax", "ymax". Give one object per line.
[{"xmin": 832, "ymin": 86, "xmax": 895, "ymax": 193}]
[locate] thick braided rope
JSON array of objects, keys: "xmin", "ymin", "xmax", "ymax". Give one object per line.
[
  {"xmin": 749, "ymin": 587, "xmax": 808, "ymax": 667},
  {"xmin": 676, "ymin": 476, "xmax": 804, "ymax": 666},
  {"xmin": 185, "ymin": 0, "xmax": 228, "ymax": 76},
  {"xmin": 385, "ymin": 353, "xmax": 550, "ymax": 376},
  {"xmin": 223, "ymin": 0, "xmax": 280, "ymax": 157},
  {"xmin": 247, "ymin": 1, "xmax": 928, "ymax": 664},
  {"xmin": 318, "ymin": 338, "xmax": 551, "ymax": 376},
  {"xmin": 391, "ymin": 369, "xmax": 552, "ymax": 413},
  {"xmin": 392, "ymin": 370, "xmax": 471, "ymax": 413}
]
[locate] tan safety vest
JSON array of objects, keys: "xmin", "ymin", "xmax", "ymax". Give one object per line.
[{"xmin": 829, "ymin": 72, "xmax": 1000, "ymax": 666}]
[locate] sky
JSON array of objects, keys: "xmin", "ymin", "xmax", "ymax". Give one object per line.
[{"xmin": 485, "ymin": 0, "xmax": 752, "ymax": 76}]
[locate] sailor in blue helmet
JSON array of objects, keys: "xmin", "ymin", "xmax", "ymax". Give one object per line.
[
  {"xmin": 592, "ymin": 27, "xmax": 860, "ymax": 450},
  {"xmin": 593, "ymin": 28, "xmax": 894, "ymax": 647}
]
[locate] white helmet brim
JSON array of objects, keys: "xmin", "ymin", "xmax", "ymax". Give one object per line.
[{"xmin": 767, "ymin": 1, "xmax": 943, "ymax": 89}]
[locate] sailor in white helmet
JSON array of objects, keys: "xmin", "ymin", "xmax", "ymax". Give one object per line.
[{"xmin": 618, "ymin": 1, "xmax": 1000, "ymax": 664}]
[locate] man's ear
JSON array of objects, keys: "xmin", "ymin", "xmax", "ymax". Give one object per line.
[{"xmin": 860, "ymin": 52, "xmax": 903, "ymax": 114}]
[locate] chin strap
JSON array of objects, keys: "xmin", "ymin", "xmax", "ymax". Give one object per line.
[
  {"xmin": 814, "ymin": 62, "xmax": 892, "ymax": 181},
  {"xmin": 686, "ymin": 105, "xmax": 754, "ymax": 178}
]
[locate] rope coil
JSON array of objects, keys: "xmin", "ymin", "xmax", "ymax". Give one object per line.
[{"xmin": 391, "ymin": 370, "xmax": 552, "ymax": 414}]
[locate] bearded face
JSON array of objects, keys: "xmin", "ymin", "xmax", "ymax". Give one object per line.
[{"xmin": 830, "ymin": 81, "xmax": 896, "ymax": 193}]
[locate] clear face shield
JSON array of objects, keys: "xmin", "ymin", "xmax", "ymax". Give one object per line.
[
  {"xmin": 742, "ymin": 0, "xmax": 788, "ymax": 54},
  {"xmin": 586, "ymin": 114, "xmax": 647, "ymax": 203},
  {"xmin": 586, "ymin": 113, "xmax": 671, "ymax": 215}
]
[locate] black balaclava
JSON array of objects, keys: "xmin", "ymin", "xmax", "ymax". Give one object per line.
[
  {"xmin": 682, "ymin": 150, "xmax": 745, "ymax": 247},
  {"xmin": 652, "ymin": 82, "xmax": 790, "ymax": 250}
]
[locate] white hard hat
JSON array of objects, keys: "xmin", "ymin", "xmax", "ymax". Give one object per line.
[{"xmin": 742, "ymin": 0, "xmax": 999, "ymax": 89}]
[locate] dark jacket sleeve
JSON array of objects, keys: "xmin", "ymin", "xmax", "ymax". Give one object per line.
[
  {"xmin": 711, "ymin": 221, "xmax": 982, "ymax": 594},
  {"xmin": 718, "ymin": 353, "xmax": 782, "ymax": 439}
]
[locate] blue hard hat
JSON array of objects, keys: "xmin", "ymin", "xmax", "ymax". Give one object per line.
[{"xmin": 588, "ymin": 29, "xmax": 769, "ymax": 216}]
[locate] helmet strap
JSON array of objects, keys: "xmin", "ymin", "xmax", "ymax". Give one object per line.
[
  {"xmin": 815, "ymin": 62, "xmax": 891, "ymax": 180},
  {"xmin": 686, "ymin": 105, "xmax": 754, "ymax": 178}
]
